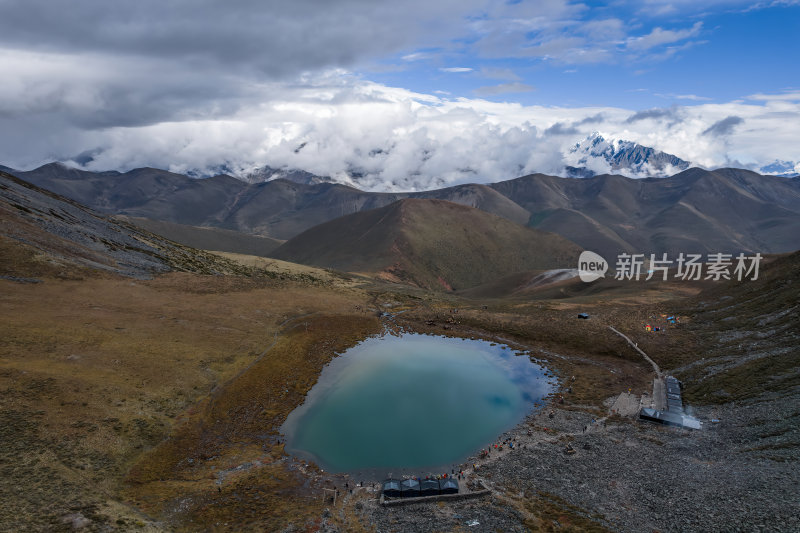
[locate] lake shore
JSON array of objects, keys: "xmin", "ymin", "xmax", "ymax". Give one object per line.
[{"xmin": 329, "ymin": 386, "xmax": 799, "ymax": 532}]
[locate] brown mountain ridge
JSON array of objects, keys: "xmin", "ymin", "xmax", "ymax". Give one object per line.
[{"xmin": 269, "ymin": 198, "xmax": 583, "ymax": 290}]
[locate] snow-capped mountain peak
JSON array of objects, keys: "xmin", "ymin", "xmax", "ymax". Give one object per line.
[
  {"xmin": 243, "ymin": 165, "xmax": 333, "ymax": 185},
  {"xmin": 564, "ymin": 132, "xmax": 690, "ymax": 178}
]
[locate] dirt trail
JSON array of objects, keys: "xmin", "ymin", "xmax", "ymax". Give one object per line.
[
  {"xmin": 607, "ymin": 325, "xmax": 662, "ymax": 377},
  {"xmin": 606, "ymin": 325, "xmax": 672, "ymax": 412}
]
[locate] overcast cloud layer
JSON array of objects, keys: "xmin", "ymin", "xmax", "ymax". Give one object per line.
[{"xmin": 1, "ymin": 0, "xmax": 798, "ymax": 190}]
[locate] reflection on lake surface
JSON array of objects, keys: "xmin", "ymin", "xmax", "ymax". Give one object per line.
[{"xmin": 281, "ymin": 332, "xmax": 554, "ymax": 473}]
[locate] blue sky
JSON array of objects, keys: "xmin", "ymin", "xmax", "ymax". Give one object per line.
[
  {"xmin": 365, "ymin": 2, "xmax": 799, "ymax": 108},
  {"xmin": 0, "ymin": 0, "xmax": 798, "ymax": 190}
]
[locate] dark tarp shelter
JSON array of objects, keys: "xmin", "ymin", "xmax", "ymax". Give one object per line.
[
  {"xmin": 400, "ymin": 478, "xmax": 420, "ymax": 498},
  {"xmin": 419, "ymin": 479, "xmax": 440, "ymax": 496},
  {"xmin": 382, "ymin": 479, "xmax": 402, "ymax": 498},
  {"xmin": 667, "ymin": 398, "xmax": 684, "ymax": 413},
  {"xmin": 439, "ymin": 477, "xmax": 459, "ymax": 495},
  {"xmin": 665, "ymin": 376, "xmax": 685, "ymax": 413},
  {"xmin": 665, "ymin": 377, "xmax": 682, "ymax": 395}
]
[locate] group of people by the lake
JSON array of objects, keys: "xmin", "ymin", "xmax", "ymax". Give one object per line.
[
  {"xmin": 393, "ymin": 470, "xmax": 466, "ymax": 483},
  {"xmin": 423, "ymin": 472, "xmax": 460, "ymax": 481},
  {"xmin": 477, "ymin": 434, "xmax": 521, "ymax": 463}
]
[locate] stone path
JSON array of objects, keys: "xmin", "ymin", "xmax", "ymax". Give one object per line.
[
  {"xmin": 607, "ymin": 325, "xmax": 668, "ymax": 409},
  {"xmin": 652, "ymin": 377, "xmax": 666, "ymax": 410}
]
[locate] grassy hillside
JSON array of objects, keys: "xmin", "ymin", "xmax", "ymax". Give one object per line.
[
  {"xmin": 118, "ymin": 216, "xmax": 284, "ymax": 256},
  {"xmin": 270, "ymin": 198, "xmax": 583, "ymax": 290}
]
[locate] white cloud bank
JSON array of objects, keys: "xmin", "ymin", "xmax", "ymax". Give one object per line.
[{"xmin": 1, "ymin": 60, "xmax": 798, "ymax": 191}]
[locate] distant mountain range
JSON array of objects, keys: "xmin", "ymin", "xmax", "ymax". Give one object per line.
[
  {"xmin": 239, "ymin": 133, "xmax": 731, "ymax": 182},
  {"xmin": 3, "ymin": 162, "xmax": 530, "ymax": 239},
  {"xmin": 239, "ymin": 148, "xmax": 798, "ymax": 182},
  {"xmin": 57, "ymin": 133, "xmax": 797, "ymax": 185},
  {"xmin": 490, "ymin": 168, "xmax": 800, "ymax": 258},
  {"xmin": 207, "ymin": 133, "xmax": 696, "ymax": 182},
  {"xmin": 4, "ymin": 162, "xmax": 800, "ymax": 268}
]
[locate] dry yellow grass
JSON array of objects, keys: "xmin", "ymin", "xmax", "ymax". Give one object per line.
[
  {"xmin": 125, "ymin": 313, "xmax": 380, "ymax": 531},
  {"xmin": 211, "ymin": 251, "xmax": 368, "ymax": 289},
  {"xmin": 0, "ymin": 272, "xmax": 374, "ymax": 530}
]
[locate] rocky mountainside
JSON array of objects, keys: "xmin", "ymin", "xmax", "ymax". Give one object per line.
[
  {"xmin": 676, "ymin": 249, "xmax": 800, "ymax": 404},
  {"xmin": 0, "ymin": 170, "xmax": 246, "ymax": 278}
]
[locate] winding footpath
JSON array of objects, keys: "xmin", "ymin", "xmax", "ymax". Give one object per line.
[{"xmin": 607, "ymin": 325, "xmax": 662, "ymax": 377}]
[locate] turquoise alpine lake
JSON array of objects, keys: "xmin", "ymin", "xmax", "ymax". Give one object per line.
[{"xmin": 281, "ymin": 332, "xmax": 554, "ymax": 474}]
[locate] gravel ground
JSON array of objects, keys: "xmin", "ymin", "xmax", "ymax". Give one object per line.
[{"xmin": 357, "ymin": 388, "xmax": 799, "ymax": 533}]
